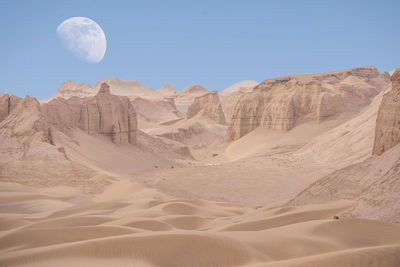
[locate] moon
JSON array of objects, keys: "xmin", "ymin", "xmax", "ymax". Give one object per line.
[{"xmin": 57, "ymin": 17, "xmax": 107, "ymax": 63}]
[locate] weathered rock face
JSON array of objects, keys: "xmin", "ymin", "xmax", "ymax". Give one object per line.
[
  {"xmin": 130, "ymin": 96, "xmax": 182, "ymax": 131},
  {"xmin": 181, "ymin": 85, "xmax": 208, "ymax": 95},
  {"xmin": 58, "ymin": 80, "xmax": 94, "ymax": 98},
  {"xmin": 0, "ymin": 94, "xmax": 22, "ymax": 123},
  {"xmin": 186, "ymin": 91, "xmax": 226, "ymax": 124},
  {"xmin": 221, "ymin": 80, "xmax": 258, "ymax": 96},
  {"xmin": 373, "ymin": 69, "xmax": 400, "ymax": 155},
  {"xmin": 43, "ymin": 83, "xmax": 137, "ymax": 145},
  {"xmin": 221, "ymin": 91, "xmax": 246, "ymax": 123},
  {"xmin": 225, "ymin": 66, "xmax": 389, "ymax": 141},
  {"xmin": 0, "ymin": 94, "xmax": 54, "ymax": 153},
  {"xmin": 157, "ymin": 83, "xmax": 177, "ymax": 97},
  {"xmin": 42, "ymin": 78, "xmax": 164, "ymax": 103},
  {"xmin": 174, "ymin": 85, "xmax": 209, "ymax": 114}
]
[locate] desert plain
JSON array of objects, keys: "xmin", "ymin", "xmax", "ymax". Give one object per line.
[{"xmin": 0, "ymin": 66, "xmax": 400, "ymax": 266}]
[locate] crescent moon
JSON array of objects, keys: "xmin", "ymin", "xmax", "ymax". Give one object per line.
[{"xmin": 57, "ymin": 17, "xmax": 107, "ymax": 63}]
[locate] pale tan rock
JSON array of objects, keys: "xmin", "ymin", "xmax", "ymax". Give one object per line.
[
  {"xmin": 181, "ymin": 85, "xmax": 208, "ymax": 95},
  {"xmin": 93, "ymin": 78, "xmax": 159, "ymax": 99},
  {"xmin": 42, "ymin": 78, "xmax": 167, "ymax": 103},
  {"xmin": 186, "ymin": 91, "xmax": 225, "ymax": 124},
  {"xmin": 221, "ymin": 91, "xmax": 245, "ymax": 123},
  {"xmin": 372, "ymin": 69, "xmax": 400, "ymax": 155},
  {"xmin": 59, "ymin": 80, "xmax": 94, "ymax": 98},
  {"xmin": 43, "ymin": 83, "xmax": 137, "ymax": 145},
  {"xmin": 221, "ymin": 80, "xmax": 258, "ymax": 96},
  {"xmin": 225, "ymin": 66, "xmax": 389, "ymax": 141},
  {"xmin": 157, "ymin": 83, "xmax": 178, "ymax": 97},
  {"xmin": 174, "ymin": 85, "xmax": 209, "ymax": 113},
  {"xmin": 130, "ymin": 96, "xmax": 182, "ymax": 131},
  {"xmin": 0, "ymin": 94, "xmax": 22, "ymax": 123}
]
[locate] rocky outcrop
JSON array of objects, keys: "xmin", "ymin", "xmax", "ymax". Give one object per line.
[
  {"xmin": 130, "ymin": 96, "xmax": 182, "ymax": 131},
  {"xmin": 156, "ymin": 124, "xmax": 204, "ymax": 143},
  {"xmin": 157, "ymin": 83, "xmax": 177, "ymax": 97},
  {"xmin": 372, "ymin": 69, "xmax": 400, "ymax": 155},
  {"xmin": 41, "ymin": 81, "xmax": 96, "ymax": 103},
  {"xmin": 43, "ymin": 78, "xmax": 165, "ymax": 103},
  {"xmin": 59, "ymin": 80, "xmax": 94, "ymax": 98},
  {"xmin": 0, "ymin": 94, "xmax": 55, "ymax": 160},
  {"xmin": 0, "ymin": 94, "xmax": 21, "ymax": 123},
  {"xmin": 181, "ymin": 85, "xmax": 208, "ymax": 95},
  {"xmin": 93, "ymin": 78, "xmax": 158, "ymax": 99},
  {"xmin": 221, "ymin": 80, "xmax": 258, "ymax": 96},
  {"xmin": 174, "ymin": 85, "xmax": 209, "ymax": 114},
  {"xmin": 225, "ymin": 66, "xmax": 389, "ymax": 141},
  {"xmin": 43, "ymin": 83, "xmax": 137, "ymax": 145},
  {"xmin": 186, "ymin": 91, "xmax": 226, "ymax": 124}
]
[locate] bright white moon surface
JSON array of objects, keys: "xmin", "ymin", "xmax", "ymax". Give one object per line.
[{"xmin": 57, "ymin": 17, "xmax": 106, "ymax": 63}]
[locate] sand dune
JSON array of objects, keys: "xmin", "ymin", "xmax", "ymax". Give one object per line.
[
  {"xmin": 1, "ymin": 179, "xmax": 400, "ymax": 267},
  {"xmin": 1, "ymin": 67, "xmax": 400, "ymax": 266}
]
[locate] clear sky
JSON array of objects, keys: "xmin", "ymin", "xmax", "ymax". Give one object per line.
[{"xmin": 0, "ymin": 0, "xmax": 399, "ymax": 99}]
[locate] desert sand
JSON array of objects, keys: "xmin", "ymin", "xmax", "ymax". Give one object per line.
[{"xmin": 1, "ymin": 67, "xmax": 400, "ymax": 266}]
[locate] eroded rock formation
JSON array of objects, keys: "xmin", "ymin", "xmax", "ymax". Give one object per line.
[
  {"xmin": 373, "ymin": 69, "xmax": 400, "ymax": 155},
  {"xmin": 174, "ymin": 85, "xmax": 209, "ymax": 114},
  {"xmin": 0, "ymin": 94, "xmax": 21, "ymax": 123},
  {"xmin": 43, "ymin": 83, "xmax": 137, "ymax": 145},
  {"xmin": 157, "ymin": 83, "xmax": 178, "ymax": 97},
  {"xmin": 186, "ymin": 91, "xmax": 226, "ymax": 124},
  {"xmin": 225, "ymin": 66, "xmax": 389, "ymax": 141}
]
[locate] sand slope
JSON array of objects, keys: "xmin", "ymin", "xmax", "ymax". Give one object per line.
[{"xmin": 1, "ymin": 179, "xmax": 400, "ymax": 267}]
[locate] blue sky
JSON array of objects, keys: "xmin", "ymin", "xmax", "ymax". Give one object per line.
[{"xmin": 0, "ymin": 0, "xmax": 399, "ymax": 99}]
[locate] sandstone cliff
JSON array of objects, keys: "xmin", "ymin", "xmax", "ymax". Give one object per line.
[
  {"xmin": 130, "ymin": 96, "xmax": 182, "ymax": 131},
  {"xmin": 186, "ymin": 91, "xmax": 226, "ymax": 124},
  {"xmin": 148, "ymin": 90, "xmax": 227, "ymax": 145},
  {"xmin": 43, "ymin": 78, "xmax": 169, "ymax": 103},
  {"xmin": 225, "ymin": 66, "xmax": 389, "ymax": 141},
  {"xmin": 93, "ymin": 78, "xmax": 159, "ymax": 99},
  {"xmin": 221, "ymin": 80, "xmax": 258, "ymax": 96},
  {"xmin": 43, "ymin": 83, "xmax": 137, "ymax": 145},
  {"xmin": 174, "ymin": 85, "xmax": 209, "ymax": 113},
  {"xmin": 0, "ymin": 94, "xmax": 21, "ymax": 123},
  {"xmin": 372, "ymin": 69, "xmax": 400, "ymax": 155}
]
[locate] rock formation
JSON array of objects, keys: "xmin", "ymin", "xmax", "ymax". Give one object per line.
[
  {"xmin": 43, "ymin": 83, "xmax": 137, "ymax": 145},
  {"xmin": 186, "ymin": 91, "xmax": 226, "ymax": 124},
  {"xmin": 0, "ymin": 94, "xmax": 56, "ymax": 162},
  {"xmin": 149, "ymin": 91, "xmax": 227, "ymax": 145},
  {"xmin": 93, "ymin": 78, "xmax": 159, "ymax": 99},
  {"xmin": 0, "ymin": 94, "xmax": 21, "ymax": 123},
  {"xmin": 220, "ymin": 80, "xmax": 258, "ymax": 123},
  {"xmin": 221, "ymin": 80, "xmax": 258, "ymax": 96},
  {"xmin": 174, "ymin": 85, "xmax": 209, "ymax": 114},
  {"xmin": 130, "ymin": 96, "xmax": 182, "ymax": 131},
  {"xmin": 157, "ymin": 83, "xmax": 178, "ymax": 97},
  {"xmin": 43, "ymin": 78, "xmax": 167, "ymax": 103},
  {"xmin": 181, "ymin": 85, "xmax": 208, "ymax": 95},
  {"xmin": 372, "ymin": 69, "xmax": 400, "ymax": 155},
  {"xmin": 225, "ymin": 66, "xmax": 389, "ymax": 141},
  {"xmin": 221, "ymin": 91, "xmax": 246, "ymax": 123}
]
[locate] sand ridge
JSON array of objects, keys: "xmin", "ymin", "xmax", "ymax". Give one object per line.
[{"xmin": 1, "ymin": 180, "xmax": 400, "ymax": 267}]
